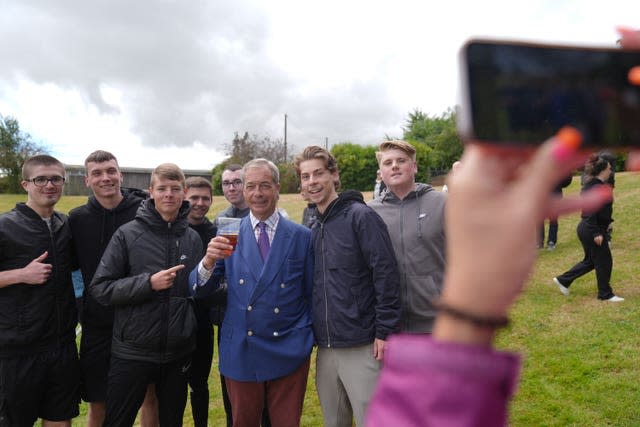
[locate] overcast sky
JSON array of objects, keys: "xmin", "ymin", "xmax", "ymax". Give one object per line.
[{"xmin": 0, "ymin": 0, "xmax": 637, "ymax": 170}]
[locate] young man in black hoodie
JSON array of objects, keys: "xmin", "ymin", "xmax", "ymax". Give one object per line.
[
  {"xmin": 90, "ymin": 163, "xmax": 202, "ymax": 426},
  {"xmin": 68, "ymin": 150, "xmax": 156, "ymax": 427},
  {"xmin": 294, "ymin": 146, "xmax": 400, "ymax": 427}
]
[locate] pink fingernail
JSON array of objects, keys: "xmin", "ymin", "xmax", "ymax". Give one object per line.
[{"xmin": 551, "ymin": 127, "xmax": 583, "ymax": 163}]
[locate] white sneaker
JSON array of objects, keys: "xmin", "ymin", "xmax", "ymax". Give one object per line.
[
  {"xmin": 553, "ymin": 277, "xmax": 570, "ymax": 295},
  {"xmin": 605, "ymin": 295, "xmax": 624, "ymax": 302}
]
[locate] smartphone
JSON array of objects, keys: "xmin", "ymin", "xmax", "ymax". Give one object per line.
[{"xmin": 458, "ymin": 39, "xmax": 640, "ymax": 147}]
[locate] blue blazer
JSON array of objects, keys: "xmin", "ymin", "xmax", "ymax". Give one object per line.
[{"xmin": 191, "ymin": 215, "xmax": 314, "ymax": 382}]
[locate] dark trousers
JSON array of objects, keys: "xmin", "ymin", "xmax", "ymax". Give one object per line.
[
  {"xmin": 225, "ymin": 357, "xmax": 310, "ymax": 427},
  {"xmin": 104, "ymin": 356, "xmax": 190, "ymax": 427},
  {"xmin": 539, "ymin": 218, "xmax": 558, "ymax": 245},
  {"xmin": 188, "ymin": 310, "xmax": 214, "ymax": 427},
  {"xmin": 556, "ymin": 221, "xmax": 614, "ymax": 299}
]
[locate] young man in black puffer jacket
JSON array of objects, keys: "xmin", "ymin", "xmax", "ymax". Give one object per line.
[{"xmin": 90, "ymin": 163, "xmax": 202, "ymax": 426}]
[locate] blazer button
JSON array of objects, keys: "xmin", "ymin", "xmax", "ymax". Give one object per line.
[
  {"xmin": 247, "ymin": 305, "xmax": 253, "ymax": 311},
  {"xmin": 280, "ymin": 283, "xmax": 285, "ymax": 288},
  {"xmin": 247, "ymin": 330, "xmax": 253, "ymax": 336},
  {"xmin": 239, "ymin": 279, "xmax": 245, "ymax": 285},
  {"xmin": 273, "ymin": 331, "xmax": 279, "ymax": 336},
  {"xmin": 273, "ymin": 307, "xmax": 280, "ymax": 314}
]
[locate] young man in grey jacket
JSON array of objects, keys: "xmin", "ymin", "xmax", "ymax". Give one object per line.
[{"xmin": 368, "ymin": 140, "xmax": 447, "ymax": 333}]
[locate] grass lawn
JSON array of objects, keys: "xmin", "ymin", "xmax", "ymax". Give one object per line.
[{"xmin": 1, "ymin": 173, "xmax": 639, "ymax": 426}]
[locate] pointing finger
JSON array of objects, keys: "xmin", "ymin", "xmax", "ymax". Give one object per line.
[{"xmin": 166, "ymin": 264, "xmax": 185, "ymax": 273}]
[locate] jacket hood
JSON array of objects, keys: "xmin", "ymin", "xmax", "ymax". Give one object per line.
[
  {"xmin": 85, "ymin": 191, "xmax": 144, "ymax": 246},
  {"xmin": 136, "ymin": 198, "xmax": 191, "ymax": 235},
  {"xmin": 319, "ymin": 189, "xmax": 365, "ymax": 222},
  {"xmin": 380, "ymin": 183, "xmax": 434, "ymax": 204},
  {"xmin": 87, "ymin": 190, "xmax": 143, "ymax": 215}
]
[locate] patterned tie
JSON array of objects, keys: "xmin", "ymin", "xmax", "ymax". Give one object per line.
[{"xmin": 257, "ymin": 222, "xmax": 270, "ymax": 261}]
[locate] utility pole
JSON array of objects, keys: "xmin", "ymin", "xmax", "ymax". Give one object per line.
[
  {"xmin": 284, "ymin": 113, "xmax": 288, "ymax": 162},
  {"xmin": 325, "ymin": 137, "xmax": 328, "ymax": 150}
]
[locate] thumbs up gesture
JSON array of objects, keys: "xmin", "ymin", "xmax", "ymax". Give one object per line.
[{"xmin": 22, "ymin": 252, "xmax": 53, "ymax": 285}]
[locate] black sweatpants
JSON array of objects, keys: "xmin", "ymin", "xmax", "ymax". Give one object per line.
[
  {"xmin": 187, "ymin": 309, "xmax": 214, "ymax": 427},
  {"xmin": 556, "ymin": 220, "xmax": 614, "ymax": 300},
  {"xmin": 104, "ymin": 355, "xmax": 191, "ymax": 427}
]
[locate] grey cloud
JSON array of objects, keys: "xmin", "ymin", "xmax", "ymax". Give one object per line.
[{"xmin": 1, "ymin": 0, "xmax": 404, "ymax": 154}]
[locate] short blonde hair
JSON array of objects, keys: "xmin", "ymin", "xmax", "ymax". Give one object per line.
[
  {"xmin": 375, "ymin": 140, "xmax": 417, "ymax": 163},
  {"xmin": 150, "ymin": 163, "xmax": 185, "ymax": 187}
]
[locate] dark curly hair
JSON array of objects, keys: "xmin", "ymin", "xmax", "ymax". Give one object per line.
[{"xmin": 583, "ymin": 153, "xmax": 610, "ymax": 183}]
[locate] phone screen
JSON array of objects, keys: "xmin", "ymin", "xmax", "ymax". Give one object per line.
[{"xmin": 461, "ymin": 40, "xmax": 640, "ymax": 147}]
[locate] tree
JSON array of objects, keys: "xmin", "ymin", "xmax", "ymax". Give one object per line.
[
  {"xmin": 330, "ymin": 143, "xmax": 379, "ymax": 191},
  {"xmin": 402, "ymin": 108, "xmax": 462, "ymax": 174},
  {"xmin": 0, "ymin": 115, "xmax": 48, "ymax": 193},
  {"xmin": 212, "ymin": 131, "xmax": 299, "ymax": 196},
  {"xmin": 225, "ymin": 132, "xmax": 290, "ymax": 165}
]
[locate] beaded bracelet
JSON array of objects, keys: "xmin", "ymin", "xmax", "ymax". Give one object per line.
[{"xmin": 433, "ymin": 300, "xmax": 510, "ymax": 329}]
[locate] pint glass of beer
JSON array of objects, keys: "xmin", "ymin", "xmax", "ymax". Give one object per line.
[{"xmin": 217, "ymin": 217, "xmax": 242, "ymax": 251}]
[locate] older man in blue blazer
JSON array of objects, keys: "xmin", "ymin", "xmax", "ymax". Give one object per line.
[{"xmin": 191, "ymin": 158, "xmax": 314, "ymax": 427}]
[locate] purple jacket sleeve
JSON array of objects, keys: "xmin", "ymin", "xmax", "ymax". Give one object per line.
[{"xmin": 366, "ymin": 334, "xmax": 521, "ymax": 427}]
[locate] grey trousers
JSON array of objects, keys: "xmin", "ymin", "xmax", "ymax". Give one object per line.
[{"xmin": 315, "ymin": 343, "xmax": 381, "ymax": 427}]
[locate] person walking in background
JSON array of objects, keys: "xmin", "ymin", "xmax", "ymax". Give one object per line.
[
  {"xmin": 68, "ymin": 150, "xmax": 157, "ymax": 427},
  {"xmin": 90, "ymin": 163, "xmax": 203, "ymax": 425},
  {"xmin": 294, "ymin": 146, "xmax": 400, "ymax": 427},
  {"xmin": 553, "ymin": 154, "xmax": 623, "ymax": 301},
  {"xmin": 372, "ymin": 169, "xmax": 386, "ymax": 200},
  {"xmin": 538, "ymin": 174, "xmax": 572, "ymax": 250},
  {"xmin": 192, "ymin": 159, "xmax": 314, "ymax": 427},
  {"xmin": 300, "ymin": 187, "xmax": 318, "ymax": 228},
  {"xmin": 184, "ymin": 176, "xmax": 217, "ymax": 427},
  {"xmin": 369, "ymin": 140, "xmax": 447, "ymax": 333},
  {"xmin": 0, "ymin": 155, "xmax": 80, "ymax": 426},
  {"xmin": 441, "ymin": 160, "xmax": 461, "ymax": 193},
  {"xmin": 72, "ymin": 269, "xmax": 85, "ymax": 324}
]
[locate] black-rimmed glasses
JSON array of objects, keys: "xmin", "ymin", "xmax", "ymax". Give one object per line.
[
  {"xmin": 222, "ymin": 179, "xmax": 243, "ymax": 188},
  {"xmin": 26, "ymin": 176, "xmax": 66, "ymax": 187}
]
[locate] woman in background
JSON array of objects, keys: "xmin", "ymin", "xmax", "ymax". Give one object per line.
[{"xmin": 553, "ymin": 154, "xmax": 623, "ymax": 301}]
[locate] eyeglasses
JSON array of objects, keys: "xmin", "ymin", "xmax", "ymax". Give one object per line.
[
  {"xmin": 26, "ymin": 176, "xmax": 66, "ymax": 187},
  {"xmin": 222, "ymin": 179, "xmax": 243, "ymax": 188}
]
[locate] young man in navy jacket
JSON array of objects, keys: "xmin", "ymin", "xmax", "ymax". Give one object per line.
[{"xmin": 294, "ymin": 146, "xmax": 401, "ymax": 427}]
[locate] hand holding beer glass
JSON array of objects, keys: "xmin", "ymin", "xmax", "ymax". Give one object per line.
[
  {"xmin": 202, "ymin": 218, "xmax": 242, "ymax": 270},
  {"xmin": 217, "ymin": 217, "xmax": 242, "ymax": 255}
]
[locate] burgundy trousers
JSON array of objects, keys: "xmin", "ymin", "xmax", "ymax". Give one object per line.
[{"xmin": 225, "ymin": 357, "xmax": 310, "ymax": 427}]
